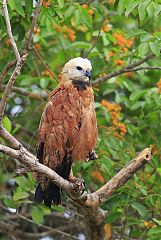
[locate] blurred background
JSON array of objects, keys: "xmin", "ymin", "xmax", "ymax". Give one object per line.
[{"xmin": 0, "ymin": 0, "xmax": 161, "ymax": 239}]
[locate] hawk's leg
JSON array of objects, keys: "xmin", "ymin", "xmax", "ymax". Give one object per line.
[
  {"xmin": 68, "ymin": 168, "xmax": 77, "ymax": 182},
  {"xmin": 85, "ymin": 149, "xmax": 98, "ymax": 162}
]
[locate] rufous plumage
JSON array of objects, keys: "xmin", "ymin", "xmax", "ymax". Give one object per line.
[{"xmin": 35, "ymin": 57, "xmax": 98, "ymax": 207}]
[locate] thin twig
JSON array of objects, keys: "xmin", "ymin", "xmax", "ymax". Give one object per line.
[
  {"xmin": 0, "ymin": 55, "xmax": 27, "ymax": 124},
  {"xmin": 2, "ymin": 0, "xmax": 20, "ymax": 62},
  {"xmin": 0, "ymin": 59, "xmax": 17, "ymax": 86},
  {"xmin": 0, "ymin": 84, "xmax": 48, "ymax": 100},
  {"xmin": 19, "ymin": 214, "xmax": 79, "ymax": 239},
  {"xmin": 0, "ymin": 203, "xmax": 79, "ymax": 239},
  {"xmin": 85, "ymin": 19, "xmax": 104, "ymax": 57},
  {"xmin": 131, "ymin": 66, "xmax": 161, "ymax": 71},
  {"xmin": 33, "ymin": 45, "xmax": 55, "ymax": 78},
  {"xmin": 92, "ymin": 53, "xmax": 155, "ymax": 86},
  {"xmin": 0, "ymin": 0, "xmax": 43, "ymax": 124},
  {"xmin": 25, "ymin": 0, "xmax": 43, "ymax": 50}
]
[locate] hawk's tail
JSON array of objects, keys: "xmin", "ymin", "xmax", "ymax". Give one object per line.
[
  {"xmin": 35, "ymin": 143, "xmax": 72, "ymax": 207},
  {"xmin": 34, "ymin": 182, "xmax": 61, "ymax": 207}
]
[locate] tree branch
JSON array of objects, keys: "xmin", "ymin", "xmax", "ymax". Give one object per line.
[
  {"xmin": 92, "ymin": 53, "xmax": 155, "ymax": 86},
  {"xmin": 0, "ymin": 55, "xmax": 27, "ymax": 123},
  {"xmin": 33, "ymin": 45, "xmax": 55, "ymax": 79},
  {"xmin": 25, "ymin": 0, "xmax": 43, "ymax": 51},
  {"xmin": 0, "ymin": 140, "xmax": 152, "ymax": 206},
  {"xmin": 130, "ymin": 66, "xmax": 161, "ymax": 71},
  {"xmin": 0, "ymin": 0, "xmax": 43, "ymax": 124},
  {"xmin": 2, "ymin": 0, "xmax": 20, "ymax": 62},
  {"xmin": 0, "ymin": 84, "xmax": 48, "ymax": 100},
  {"xmin": 93, "ymin": 148, "xmax": 151, "ymax": 203},
  {"xmin": 0, "ymin": 137, "xmax": 152, "ymax": 240},
  {"xmin": 0, "ymin": 59, "xmax": 17, "ymax": 86}
]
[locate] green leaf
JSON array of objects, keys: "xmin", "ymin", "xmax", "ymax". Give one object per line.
[
  {"xmin": 125, "ymin": 0, "xmax": 141, "ymax": 17},
  {"xmin": 51, "ymin": 205, "xmax": 64, "ymax": 212},
  {"xmin": 3, "ymin": 116, "xmax": 12, "ymax": 133},
  {"xmin": 40, "ymin": 78, "xmax": 49, "ymax": 89},
  {"xmin": 102, "ymin": 34, "xmax": 110, "ymax": 46},
  {"xmin": 149, "ymin": 42, "xmax": 160, "ymax": 57},
  {"xmin": 31, "ymin": 206, "xmax": 44, "ymax": 225},
  {"xmin": 147, "ymin": 2, "xmax": 155, "ymax": 17},
  {"xmin": 106, "ymin": 212, "xmax": 122, "ymax": 223},
  {"xmin": 130, "ymin": 101, "xmax": 143, "ymax": 110},
  {"xmin": 126, "ymin": 29, "xmax": 147, "ymax": 38},
  {"xmin": 126, "ymin": 123, "xmax": 136, "ymax": 136},
  {"xmin": 14, "ymin": 176, "xmax": 31, "ymax": 190},
  {"xmin": 45, "ymin": 17, "xmax": 54, "ymax": 32},
  {"xmin": 138, "ymin": 42, "xmax": 149, "ymax": 56},
  {"xmin": 75, "ymin": 9, "xmax": 82, "ymax": 25},
  {"xmin": 131, "ymin": 202, "xmax": 147, "ymax": 217},
  {"xmin": 57, "ymin": 0, "xmax": 64, "ymax": 9},
  {"xmin": 156, "ymin": 168, "xmax": 161, "ymax": 175},
  {"xmin": 25, "ymin": 0, "xmax": 33, "ymax": 15},
  {"xmin": 4, "ymin": 198, "xmax": 17, "ymax": 209},
  {"xmin": 130, "ymin": 89, "xmax": 147, "ymax": 102},
  {"xmin": 64, "ymin": 6, "xmax": 75, "ymax": 18},
  {"xmin": 117, "ymin": 0, "xmax": 128, "ymax": 15},
  {"xmin": 140, "ymin": 33, "xmax": 154, "ymax": 42},
  {"xmin": 152, "ymin": 218, "xmax": 161, "ymax": 226},
  {"xmin": 15, "ymin": 0, "xmax": 25, "ymax": 17},
  {"xmin": 40, "ymin": 205, "xmax": 51, "ymax": 214},
  {"xmin": 55, "ymin": 8, "xmax": 63, "ymax": 19},
  {"xmin": 154, "ymin": 3, "xmax": 161, "ymax": 17},
  {"xmin": 81, "ymin": 10, "xmax": 92, "ymax": 28},
  {"xmin": 8, "ymin": 0, "xmax": 16, "ymax": 11},
  {"xmin": 94, "ymin": 102, "xmax": 101, "ymax": 109},
  {"xmin": 12, "ymin": 23, "xmax": 25, "ymax": 41},
  {"xmin": 71, "ymin": 41, "xmax": 91, "ymax": 49},
  {"xmin": 148, "ymin": 227, "xmax": 161, "ymax": 235},
  {"xmin": 13, "ymin": 192, "xmax": 29, "ymax": 201},
  {"xmin": 138, "ymin": 0, "xmax": 151, "ymax": 22}
]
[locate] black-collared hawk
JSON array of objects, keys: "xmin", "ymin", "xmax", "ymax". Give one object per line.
[{"xmin": 34, "ymin": 57, "xmax": 98, "ymax": 207}]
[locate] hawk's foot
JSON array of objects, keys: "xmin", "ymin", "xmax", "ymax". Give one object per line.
[
  {"xmin": 85, "ymin": 150, "xmax": 98, "ymax": 162},
  {"xmin": 72, "ymin": 178, "xmax": 85, "ymax": 195}
]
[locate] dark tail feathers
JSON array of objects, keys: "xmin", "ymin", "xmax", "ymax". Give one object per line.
[{"xmin": 34, "ymin": 182, "xmax": 61, "ymax": 208}]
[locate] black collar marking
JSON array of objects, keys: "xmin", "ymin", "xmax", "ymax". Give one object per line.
[{"xmin": 72, "ymin": 80, "xmax": 91, "ymax": 90}]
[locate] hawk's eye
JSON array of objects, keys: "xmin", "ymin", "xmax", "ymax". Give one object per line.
[{"xmin": 77, "ymin": 66, "xmax": 82, "ymax": 71}]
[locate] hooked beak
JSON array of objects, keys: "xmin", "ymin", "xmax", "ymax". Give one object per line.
[{"xmin": 85, "ymin": 70, "xmax": 91, "ymax": 80}]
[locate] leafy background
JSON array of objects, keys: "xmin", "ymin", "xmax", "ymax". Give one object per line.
[{"xmin": 0, "ymin": 0, "xmax": 161, "ymax": 239}]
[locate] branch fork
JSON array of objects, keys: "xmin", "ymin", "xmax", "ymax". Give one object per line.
[{"xmin": 0, "ymin": 1, "xmax": 154, "ymax": 239}]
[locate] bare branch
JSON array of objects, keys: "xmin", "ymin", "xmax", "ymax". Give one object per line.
[
  {"xmin": 92, "ymin": 53, "xmax": 155, "ymax": 86},
  {"xmin": 0, "ymin": 59, "xmax": 17, "ymax": 86},
  {"xmin": 131, "ymin": 66, "xmax": 161, "ymax": 71},
  {"xmin": 0, "ymin": 143, "xmax": 74, "ymax": 192},
  {"xmin": 0, "ymin": 44, "xmax": 55, "ymax": 86},
  {"xmin": 0, "ymin": 138, "xmax": 152, "ymax": 206},
  {"xmin": 25, "ymin": 0, "xmax": 43, "ymax": 50},
  {"xmin": 93, "ymin": 148, "xmax": 152, "ymax": 203},
  {"xmin": 2, "ymin": 0, "xmax": 20, "ymax": 62},
  {"xmin": 0, "ymin": 0, "xmax": 43, "ymax": 124},
  {"xmin": 0, "ymin": 55, "xmax": 27, "ymax": 124},
  {"xmin": 0, "ymin": 137, "xmax": 152, "ymax": 240},
  {"xmin": 0, "ymin": 126, "xmax": 21, "ymax": 149},
  {"xmin": 0, "ymin": 84, "xmax": 48, "ymax": 100},
  {"xmin": 85, "ymin": 19, "xmax": 103, "ymax": 58},
  {"xmin": 33, "ymin": 45, "xmax": 55, "ymax": 79}
]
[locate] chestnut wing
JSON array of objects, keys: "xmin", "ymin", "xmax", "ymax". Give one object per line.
[{"xmin": 36, "ymin": 86, "xmax": 83, "ymax": 172}]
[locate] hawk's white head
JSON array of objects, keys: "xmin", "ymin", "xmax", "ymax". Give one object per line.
[{"xmin": 61, "ymin": 57, "xmax": 92, "ymax": 82}]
